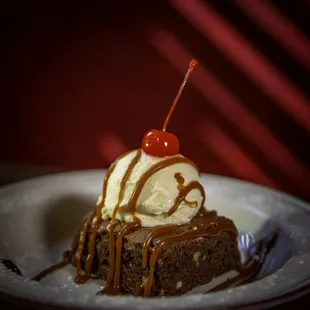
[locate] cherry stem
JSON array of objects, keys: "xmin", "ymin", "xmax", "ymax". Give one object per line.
[{"xmin": 162, "ymin": 59, "xmax": 198, "ymax": 132}]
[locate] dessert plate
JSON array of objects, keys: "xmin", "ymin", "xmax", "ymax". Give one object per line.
[{"xmin": 0, "ymin": 170, "xmax": 310, "ymax": 310}]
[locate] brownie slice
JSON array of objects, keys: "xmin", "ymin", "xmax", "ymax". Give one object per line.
[{"xmin": 67, "ymin": 212, "xmax": 241, "ymax": 297}]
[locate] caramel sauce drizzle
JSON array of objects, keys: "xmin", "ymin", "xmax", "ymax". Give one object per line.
[
  {"xmin": 113, "ymin": 222, "xmax": 140, "ymax": 291},
  {"xmin": 184, "ymin": 199, "xmax": 198, "ymax": 207},
  {"xmin": 102, "ymin": 149, "xmax": 142, "ymax": 294},
  {"xmin": 75, "ymin": 150, "xmax": 132, "ymax": 284},
  {"xmin": 75, "ymin": 211, "xmax": 96, "ymax": 283},
  {"xmin": 0, "ymin": 259, "xmax": 22, "ymax": 276},
  {"xmin": 32, "ymin": 260, "xmax": 69, "ymax": 282},
  {"xmin": 143, "ymin": 222, "xmax": 233, "ymax": 296},
  {"xmin": 174, "ymin": 172, "xmax": 185, "ymax": 190},
  {"xmin": 141, "ymin": 171, "xmax": 206, "ymax": 274},
  {"xmin": 142, "ymin": 225, "xmax": 176, "ymax": 269},
  {"xmin": 174, "ymin": 172, "xmax": 199, "ymax": 207},
  {"xmin": 168, "ymin": 180, "xmax": 205, "ymax": 216},
  {"xmin": 127, "ymin": 156, "xmax": 199, "ymax": 215}
]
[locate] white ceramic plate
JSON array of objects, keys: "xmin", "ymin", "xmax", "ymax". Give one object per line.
[{"xmin": 0, "ymin": 170, "xmax": 310, "ymax": 310}]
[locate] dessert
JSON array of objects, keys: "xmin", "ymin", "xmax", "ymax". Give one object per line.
[
  {"xmin": 63, "ymin": 59, "xmax": 242, "ymax": 297},
  {"xmin": 30, "ymin": 59, "xmax": 249, "ymax": 297},
  {"xmin": 67, "ymin": 211, "xmax": 241, "ymax": 296}
]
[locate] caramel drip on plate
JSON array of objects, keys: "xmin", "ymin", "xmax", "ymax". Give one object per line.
[
  {"xmin": 0, "ymin": 260, "xmax": 22, "ymax": 276},
  {"xmin": 32, "ymin": 260, "xmax": 69, "ymax": 282},
  {"xmin": 75, "ymin": 150, "xmax": 132, "ymax": 283},
  {"xmin": 102, "ymin": 150, "xmax": 142, "ymax": 294},
  {"xmin": 127, "ymin": 157, "xmax": 199, "ymax": 215},
  {"xmin": 143, "ymin": 221, "xmax": 235, "ymax": 297}
]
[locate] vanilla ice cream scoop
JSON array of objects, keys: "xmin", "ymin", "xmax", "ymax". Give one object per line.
[{"xmin": 99, "ymin": 149, "xmax": 205, "ymax": 227}]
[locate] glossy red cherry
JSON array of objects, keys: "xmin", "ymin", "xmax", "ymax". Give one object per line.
[
  {"xmin": 142, "ymin": 129, "xmax": 179, "ymax": 157},
  {"xmin": 141, "ymin": 59, "xmax": 198, "ymax": 157}
]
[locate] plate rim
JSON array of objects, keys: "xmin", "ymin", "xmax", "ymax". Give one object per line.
[{"xmin": 1, "ymin": 280, "xmax": 310, "ymax": 310}]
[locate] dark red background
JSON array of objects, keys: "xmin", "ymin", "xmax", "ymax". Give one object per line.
[{"xmin": 2, "ymin": 1, "xmax": 310, "ymax": 201}]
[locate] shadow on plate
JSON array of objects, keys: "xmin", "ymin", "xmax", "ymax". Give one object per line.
[{"xmin": 42, "ymin": 194, "xmax": 93, "ymax": 247}]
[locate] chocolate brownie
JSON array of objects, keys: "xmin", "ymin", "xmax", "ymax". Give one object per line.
[{"xmin": 66, "ymin": 211, "xmax": 241, "ymax": 297}]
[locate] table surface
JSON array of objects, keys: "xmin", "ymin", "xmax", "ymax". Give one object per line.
[{"xmin": 0, "ymin": 166, "xmax": 309, "ymax": 309}]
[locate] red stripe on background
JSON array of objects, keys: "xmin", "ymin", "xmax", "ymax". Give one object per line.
[
  {"xmin": 97, "ymin": 133, "xmax": 129, "ymax": 163},
  {"xmin": 198, "ymin": 122, "xmax": 277, "ymax": 187},
  {"xmin": 149, "ymin": 29, "xmax": 310, "ymax": 193},
  {"xmin": 170, "ymin": 0, "xmax": 310, "ymax": 133},
  {"xmin": 234, "ymin": 0, "xmax": 310, "ymax": 69}
]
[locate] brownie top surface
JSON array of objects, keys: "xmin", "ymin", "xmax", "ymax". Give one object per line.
[{"xmin": 95, "ymin": 210, "xmax": 238, "ymax": 244}]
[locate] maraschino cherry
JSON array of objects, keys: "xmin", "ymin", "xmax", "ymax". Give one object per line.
[{"xmin": 142, "ymin": 59, "xmax": 198, "ymax": 157}]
